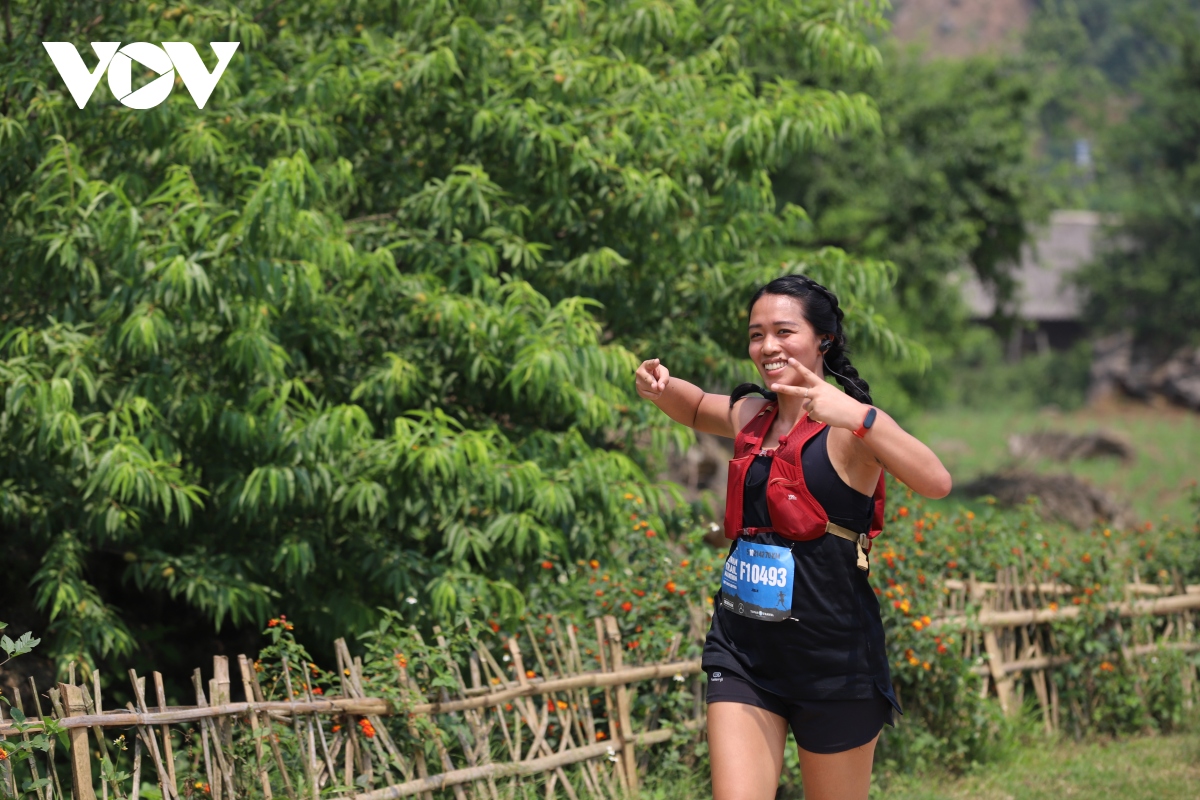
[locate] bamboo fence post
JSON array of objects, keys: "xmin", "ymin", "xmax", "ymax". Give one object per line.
[
  {"xmin": 59, "ymin": 683, "xmax": 98, "ymax": 800},
  {"xmin": 248, "ymin": 660, "xmax": 296, "ymax": 800},
  {"xmin": 9, "ymin": 687, "xmax": 48, "ymax": 800},
  {"xmin": 281, "ymin": 656, "xmax": 316, "ymax": 800},
  {"xmin": 30, "ymin": 678, "xmax": 65, "ymax": 800},
  {"xmin": 129, "ymin": 673, "xmax": 177, "ymax": 800},
  {"xmin": 236, "ymin": 656, "xmax": 273, "ymax": 800},
  {"xmin": 433, "ymin": 628, "xmax": 497, "ymax": 800},
  {"xmin": 589, "ymin": 621, "xmax": 623, "ymax": 800},
  {"xmin": 602, "ymin": 617, "xmax": 636, "ymax": 797},
  {"xmin": 211, "ymin": 659, "xmax": 232, "ymax": 750},
  {"xmin": 0, "ymin": 692, "xmax": 17, "ymax": 800},
  {"xmin": 150, "ymin": 673, "xmax": 176, "ymax": 800},
  {"xmin": 188, "ymin": 671, "xmax": 224, "ymax": 800},
  {"xmin": 79, "ymin": 683, "xmax": 114, "ymax": 800}
]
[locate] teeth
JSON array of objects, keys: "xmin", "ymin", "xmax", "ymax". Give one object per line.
[{"xmin": 763, "ymin": 361, "xmax": 786, "ymax": 371}]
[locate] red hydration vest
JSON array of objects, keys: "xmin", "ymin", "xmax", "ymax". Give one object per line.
[{"xmin": 723, "ymin": 403, "xmax": 885, "ymax": 547}]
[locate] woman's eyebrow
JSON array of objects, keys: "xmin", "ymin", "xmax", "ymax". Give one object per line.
[{"xmin": 747, "ymin": 320, "xmax": 801, "ymax": 329}]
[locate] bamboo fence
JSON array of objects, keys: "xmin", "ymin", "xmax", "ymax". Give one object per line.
[
  {"xmin": 3, "ymin": 572, "xmax": 1199, "ymax": 799},
  {"xmin": 931, "ymin": 567, "xmax": 1200, "ymax": 731},
  {"xmin": 1, "ymin": 615, "xmax": 705, "ymax": 800}
]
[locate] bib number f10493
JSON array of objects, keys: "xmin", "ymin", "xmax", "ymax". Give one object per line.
[{"xmin": 720, "ymin": 539, "xmax": 794, "ymax": 622}]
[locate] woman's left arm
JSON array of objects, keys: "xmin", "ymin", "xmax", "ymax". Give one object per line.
[
  {"xmin": 841, "ymin": 407, "xmax": 952, "ymax": 499},
  {"xmin": 771, "ymin": 358, "xmax": 952, "ymax": 499}
]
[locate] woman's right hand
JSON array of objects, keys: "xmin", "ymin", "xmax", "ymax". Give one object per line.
[{"xmin": 635, "ymin": 358, "xmax": 670, "ymax": 400}]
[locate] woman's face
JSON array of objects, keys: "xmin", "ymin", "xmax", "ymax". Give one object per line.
[{"xmin": 747, "ymin": 293, "xmax": 824, "ymax": 385}]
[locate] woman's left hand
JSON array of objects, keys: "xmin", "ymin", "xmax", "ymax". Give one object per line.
[{"xmin": 770, "ymin": 357, "xmax": 868, "ymax": 430}]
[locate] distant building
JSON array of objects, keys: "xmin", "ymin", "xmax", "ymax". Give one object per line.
[{"xmin": 959, "ymin": 210, "xmax": 1104, "ymax": 355}]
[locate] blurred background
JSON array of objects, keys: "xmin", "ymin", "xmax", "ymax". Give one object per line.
[{"xmin": 2, "ymin": 0, "xmax": 1199, "ymax": 797}]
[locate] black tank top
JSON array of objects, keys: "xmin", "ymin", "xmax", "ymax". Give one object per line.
[{"xmin": 702, "ymin": 425, "xmax": 899, "ymax": 710}]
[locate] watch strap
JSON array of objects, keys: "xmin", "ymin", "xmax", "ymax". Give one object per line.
[{"xmin": 852, "ymin": 406, "xmax": 877, "ymax": 439}]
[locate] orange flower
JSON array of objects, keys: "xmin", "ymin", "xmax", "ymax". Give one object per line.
[
  {"xmin": 920, "ymin": 615, "xmax": 931, "ymax": 626},
  {"xmin": 595, "ymin": 589, "xmax": 604, "ymax": 597},
  {"xmin": 911, "ymin": 620, "xmax": 924, "ymax": 631},
  {"xmin": 488, "ymin": 620, "xmax": 501, "ymax": 633},
  {"xmin": 621, "ymin": 601, "xmax": 633, "ymax": 612},
  {"xmin": 505, "ymin": 703, "xmax": 514, "ymax": 712},
  {"xmin": 936, "ymin": 643, "xmax": 948, "ymax": 655},
  {"xmin": 665, "ymin": 581, "xmax": 677, "ymax": 593},
  {"xmin": 898, "ymin": 507, "xmax": 909, "ymax": 517},
  {"xmin": 589, "ymin": 559, "xmax": 600, "ymax": 569},
  {"xmin": 596, "ymin": 731, "xmax": 607, "ymax": 740},
  {"xmin": 0, "ymin": 750, "xmax": 7, "ymax": 762},
  {"xmin": 1099, "ymin": 661, "xmax": 1115, "ymax": 672},
  {"xmin": 645, "ymin": 530, "xmax": 656, "ymax": 538},
  {"xmin": 922, "ymin": 661, "xmax": 930, "ymax": 671},
  {"xmin": 267, "ymin": 619, "xmax": 279, "ymax": 628},
  {"xmin": 332, "ymin": 725, "xmax": 342, "ymax": 733},
  {"xmin": 681, "ymin": 560, "xmax": 689, "ymax": 567},
  {"xmin": 526, "ymin": 670, "xmax": 537, "ymax": 679},
  {"xmin": 965, "ymin": 511, "xmax": 975, "ymax": 520},
  {"xmin": 1082, "ymin": 553, "xmax": 1092, "ymax": 564},
  {"xmin": 633, "ymin": 589, "xmax": 645, "ymax": 597},
  {"xmin": 947, "ymin": 560, "xmax": 958, "ymax": 569},
  {"xmin": 312, "ymin": 687, "xmax": 323, "ymax": 696},
  {"xmin": 914, "ymin": 531, "xmax": 925, "ymax": 544},
  {"xmin": 1048, "ymin": 602, "xmax": 1059, "ymax": 612},
  {"xmin": 541, "ymin": 560, "xmax": 554, "ymax": 569},
  {"xmin": 556, "ymin": 700, "xmax": 568, "ymax": 710}
]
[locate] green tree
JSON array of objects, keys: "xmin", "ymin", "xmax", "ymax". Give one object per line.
[
  {"xmin": 1078, "ymin": 3, "xmax": 1200, "ymax": 352},
  {"xmin": 771, "ymin": 49, "xmax": 1045, "ymax": 411},
  {"xmin": 0, "ymin": 0, "xmax": 923, "ymax": 670}
]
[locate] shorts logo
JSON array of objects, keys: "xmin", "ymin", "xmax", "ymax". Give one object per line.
[
  {"xmin": 710, "ymin": 672, "xmax": 723, "ymax": 682},
  {"xmin": 787, "ymin": 493, "xmax": 797, "ymax": 501}
]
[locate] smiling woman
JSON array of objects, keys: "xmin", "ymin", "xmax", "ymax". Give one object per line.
[{"xmin": 633, "ymin": 274, "xmax": 951, "ymax": 800}]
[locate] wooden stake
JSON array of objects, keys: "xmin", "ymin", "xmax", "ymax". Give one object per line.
[
  {"xmin": 151, "ymin": 673, "xmax": 177, "ymax": 800},
  {"xmin": 248, "ymin": 663, "xmax": 296, "ymax": 800},
  {"xmin": 60, "ymin": 683, "xmax": 99, "ymax": 800},
  {"xmin": 602, "ymin": 618, "xmax": 637, "ymax": 797},
  {"xmin": 237, "ymin": 656, "xmax": 273, "ymax": 800}
]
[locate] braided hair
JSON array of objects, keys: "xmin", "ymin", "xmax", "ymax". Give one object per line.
[{"xmin": 729, "ymin": 275, "xmax": 873, "ymax": 407}]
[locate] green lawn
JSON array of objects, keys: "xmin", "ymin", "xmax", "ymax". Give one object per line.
[
  {"xmin": 877, "ymin": 730, "xmax": 1200, "ymax": 800},
  {"xmin": 909, "ymin": 401, "xmax": 1200, "ymax": 526}
]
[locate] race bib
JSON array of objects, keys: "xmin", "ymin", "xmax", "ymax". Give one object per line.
[{"xmin": 720, "ymin": 539, "xmax": 794, "ymax": 621}]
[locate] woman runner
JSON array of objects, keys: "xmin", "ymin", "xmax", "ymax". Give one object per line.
[{"xmin": 634, "ymin": 276, "xmax": 951, "ymax": 800}]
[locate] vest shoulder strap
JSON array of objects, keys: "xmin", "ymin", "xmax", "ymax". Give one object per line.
[{"xmin": 734, "ymin": 403, "xmax": 775, "ymax": 456}]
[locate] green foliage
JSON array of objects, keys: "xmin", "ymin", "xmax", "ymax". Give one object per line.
[
  {"xmin": 1075, "ymin": 4, "xmax": 1200, "ymax": 352},
  {"xmin": 769, "ymin": 47, "xmax": 1049, "ymax": 417},
  {"xmin": 0, "ymin": 625, "xmax": 57, "ymax": 800},
  {"xmin": 0, "ymin": 0, "xmax": 925, "ymax": 670}
]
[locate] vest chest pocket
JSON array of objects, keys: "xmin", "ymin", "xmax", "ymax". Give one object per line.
[{"xmin": 765, "ymin": 458, "xmax": 828, "ymax": 540}]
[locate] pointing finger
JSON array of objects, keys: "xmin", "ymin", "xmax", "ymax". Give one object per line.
[{"xmin": 787, "ymin": 358, "xmax": 822, "ymax": 386}]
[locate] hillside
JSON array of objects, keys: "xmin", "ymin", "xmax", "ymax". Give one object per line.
[{"xmin": 890, "ymin": 0, "xmax": 1035, "ymax": 57}]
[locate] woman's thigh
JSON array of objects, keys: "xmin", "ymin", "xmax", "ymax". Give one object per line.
[
  {"xmin": 707, "ymin": 701, "xmax": 789, "ymax": 800},
  {"xmin": 795, "ymin": 733, "xmax": 879, "ymax": 800}
]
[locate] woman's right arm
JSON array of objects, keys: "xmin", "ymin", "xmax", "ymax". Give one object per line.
[{"xmin": 634, "ymin": 358, "xmax": 751, "ymax": 439}]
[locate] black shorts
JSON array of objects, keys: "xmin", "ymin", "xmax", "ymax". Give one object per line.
[{"xmin": 705, "ymin": 668, "xmax": 893, "ymax": 754}]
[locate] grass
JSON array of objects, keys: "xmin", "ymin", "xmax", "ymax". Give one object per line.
[
  {"xmin": 908, "ymin": 399, "xmax": 1200, "ymax": 525},
  {"xmin": 876, "ymin": 729, "xmax": 1200, "ymax": 800}
]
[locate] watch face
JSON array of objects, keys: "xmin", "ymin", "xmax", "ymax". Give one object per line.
[{"xmin": 864, "ymin": 407, "xmax": 877, "ymax": 428}]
